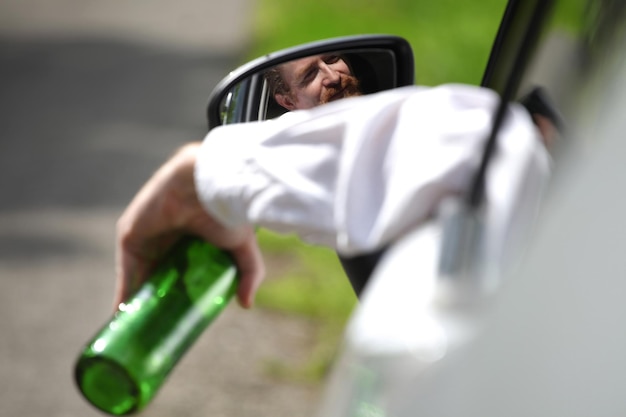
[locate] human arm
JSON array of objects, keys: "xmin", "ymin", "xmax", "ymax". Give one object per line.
[
  {"xmin": 195, "ymin": 84, "xmax": 551, "ymax": 256},
  {"xmin": 114, "ymin": 84, "xmax": 551, "ymax": 310}
]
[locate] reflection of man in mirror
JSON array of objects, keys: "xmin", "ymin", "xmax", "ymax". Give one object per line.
[{"xmin": 264, "ymin": 54, "xmax": 362, "ymax": 110}]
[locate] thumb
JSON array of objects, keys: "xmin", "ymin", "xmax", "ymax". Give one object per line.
[{"xmin": 229, "ymin": 236, "xmax": 265, "ymax": 309}]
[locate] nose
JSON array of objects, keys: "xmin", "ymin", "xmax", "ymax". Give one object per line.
[{"xmin": 320, "ymin": 63, "xmax": 341, "ymax": 86}]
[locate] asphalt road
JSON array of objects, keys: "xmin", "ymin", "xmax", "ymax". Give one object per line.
[{"xmin": 0, "ymin": 2, "xmax": 320, "ymax": 416}]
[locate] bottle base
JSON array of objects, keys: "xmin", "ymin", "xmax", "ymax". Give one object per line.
[{"xmin": 75, "ymin": 355, "xmax": 140, "ymax": 415}]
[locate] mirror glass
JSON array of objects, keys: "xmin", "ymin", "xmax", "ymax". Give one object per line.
[{"xmin": 217, "ymin": 48, "xmax": 404, "ymax": 126}]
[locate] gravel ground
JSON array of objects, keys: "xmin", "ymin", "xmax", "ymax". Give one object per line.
[{"xmin": 0, "ymin": 2, "xmax": 325, "ymax": 416}]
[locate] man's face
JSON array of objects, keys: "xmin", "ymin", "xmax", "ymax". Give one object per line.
[{"xmin": 275, "ymin": 54, "xmax": 361, "ymax": 110}]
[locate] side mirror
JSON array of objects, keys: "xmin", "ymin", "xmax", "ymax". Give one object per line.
[{"xmin": 206, "ymin": 35, "xmax": 415, "ymax": 130}]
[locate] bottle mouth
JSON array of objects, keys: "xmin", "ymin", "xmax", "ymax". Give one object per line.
[{"xmin": 74, "ymin": 355, "xmax": 140, "ymax": 415}]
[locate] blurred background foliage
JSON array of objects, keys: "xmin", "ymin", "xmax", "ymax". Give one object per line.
[
  {"xmin": 250, "ymin": 0, "xmax": 509, "ymax": 85},
  {"xmin": 242, "ymin": 0, "xmax": 513, "ymax": 382}
]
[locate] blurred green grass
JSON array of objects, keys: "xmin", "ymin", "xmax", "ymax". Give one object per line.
[
  {"xmin": 256, "ymin": 230, "xmax": 355, "ymax": 321},
  {"xmin": 254, "ymin": 229, "xmax": 356, "ymax": 381},
  {"xmin": 250, "ymin": 0, "xmax": 509, "ymax": 85}
]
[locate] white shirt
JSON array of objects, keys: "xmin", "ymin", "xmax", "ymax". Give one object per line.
[{"xmin": 194, "ymin": 85, "xmax": 551, "ymax": 256}]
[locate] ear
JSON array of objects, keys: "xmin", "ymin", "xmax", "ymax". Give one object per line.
[{"xmin": 274, "ymin": 93, "xmax": 297, "ymax": 111}]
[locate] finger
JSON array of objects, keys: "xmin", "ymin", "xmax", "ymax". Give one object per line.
[
  {"xmin": 113, "ymin": 228, "xmax": 160, "ymax": 311},
  {"xmin": 231, "ymin": 237, "xmax": 266, "ymax": 309},
  {"xmin": 113, "ymin": 247, "xmax": 134, "ymax": 311},
  {"xmin": 113, "ymin": 242, "xmax": 145, "ymax": 311}
]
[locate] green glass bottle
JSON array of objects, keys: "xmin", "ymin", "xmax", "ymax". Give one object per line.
[{"xmin": 74, "ymin": 236, "xmax": 238, "ymax": 415}]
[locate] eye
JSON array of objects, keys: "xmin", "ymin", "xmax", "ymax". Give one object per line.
[
  {"xmin": 300, "ymin": 68, "xmax": 317, "ymax": 86},
  {"xmin": 323, "ymin": 54, "xmax": 341, "ymax": 64}
]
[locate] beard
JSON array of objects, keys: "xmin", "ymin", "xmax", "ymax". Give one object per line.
[{"xmin": 320, "ymin": 74, "xmax": 362, "ymax": 104}]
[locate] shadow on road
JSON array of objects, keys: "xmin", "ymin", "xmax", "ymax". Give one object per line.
[{"xmin": 0, "ymin": 36, "xmax": 238, "ymax": 211}]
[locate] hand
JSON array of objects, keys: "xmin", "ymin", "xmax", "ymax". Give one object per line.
[{"xmin": 114, "ymin": 143, "xmax": 265, "ymax": 310}]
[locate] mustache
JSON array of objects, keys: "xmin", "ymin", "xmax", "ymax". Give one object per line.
[{"xmin": 321, "ymin": 74, "xmax": 361, "ymax": 104}]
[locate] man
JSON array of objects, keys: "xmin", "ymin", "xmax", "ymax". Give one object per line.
[
  {"xmin": 264, "ymin": 53, "xmax": 362, "ymax": 111},
  {"xmin": 114, "ymin": 85, "xmax": 551, "ymax": 309}
]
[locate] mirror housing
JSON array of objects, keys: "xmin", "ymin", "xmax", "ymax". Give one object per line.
[{"xmin": 206, "ymin": 34, "xmax": 415, "ymax": 130}]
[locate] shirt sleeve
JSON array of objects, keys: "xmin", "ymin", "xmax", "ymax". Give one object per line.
[{"xmin": 194, "ymin": 84, "xmax": 551, "ymax": 256}]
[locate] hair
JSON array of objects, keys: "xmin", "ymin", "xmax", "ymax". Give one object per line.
[{"xmin": 263, "ymin": 65, "xmax": 290, "ymax": 97}]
